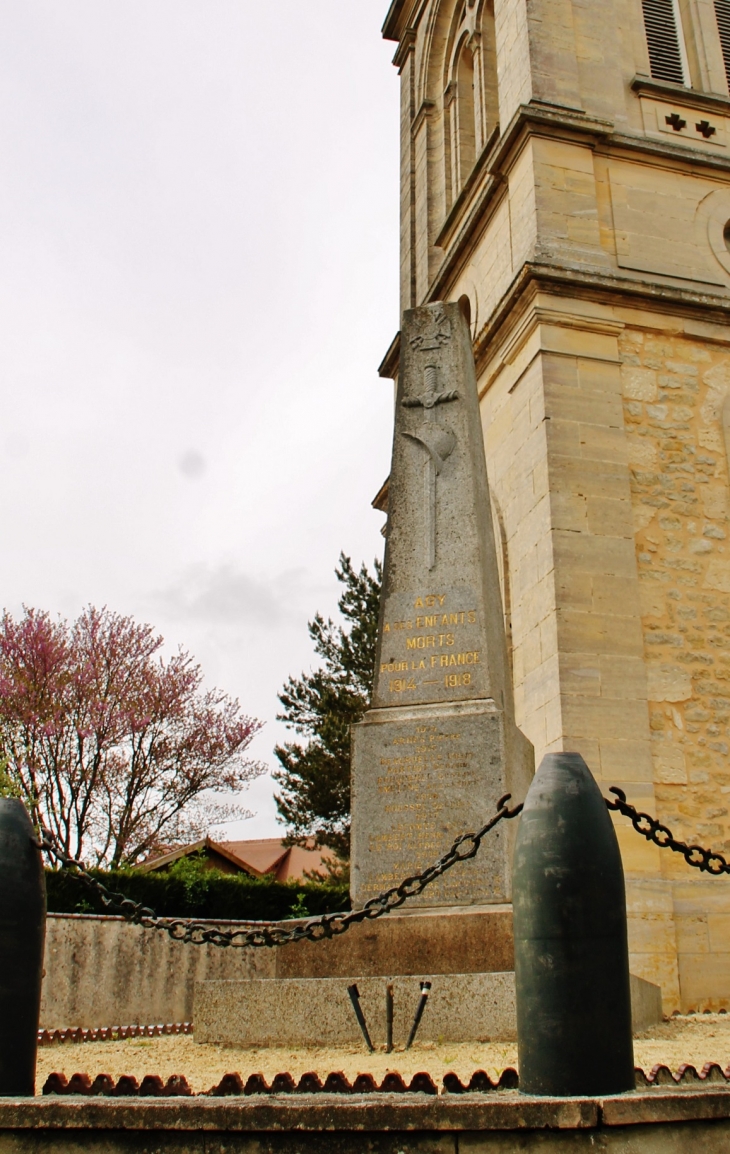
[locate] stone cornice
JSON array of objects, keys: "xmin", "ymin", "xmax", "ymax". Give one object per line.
[
  {"xmin": 378, "ymin": 259, "xmax": 730, "ymax": 385},
  {"xmin": 631, "ymin": 75, "xmax": 730, "ymax": 116},
  {"xmin": 601, "ymin": 129, "xmax": 730, "ymax": 175},
  {"xmin": 382, "ymin": 0, "xmax": 417, "ymax": 43},
  {"xmin": 378, "ymin": 330, "xmax": 401, "ymax": 379},
  {"xmin": 471, "ymin": 262, "xmax": 730, "ymax": 380},
  {"xmin": 488, "ymin": 103, "xmax": 614, "ymax": 178},
  {"xmin": 392, "ymin": 27, "xmax": 417, "ymax": 72},
  {"xmin": 371, "ymin": 477, "xmax": 390, "ymax": 513}
]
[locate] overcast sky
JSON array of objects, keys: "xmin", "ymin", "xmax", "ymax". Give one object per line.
[{"xmin": 0, "ymin": 2, "xmax": 399, "ymax": 838}]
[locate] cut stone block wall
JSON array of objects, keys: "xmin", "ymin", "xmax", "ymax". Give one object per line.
[
  {"xmin": 618, "ymin": 327, "xmax": 730, "ymax": 1010},
  {"xmin": 618, "ymin": 329, "xmax": 730, "ymax": 851}
]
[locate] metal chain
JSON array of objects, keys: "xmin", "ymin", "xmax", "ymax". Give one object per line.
[
  {"xmin": 36, "ymin": 786, "xmax": 730, "ymax": 949},
  {"xmin": 35, "ymin": 793, "xmax": 523, "ymax": 949},
  {"xmin": 606, "ymin": 786, "xmax": 730, "ymax": 875}
]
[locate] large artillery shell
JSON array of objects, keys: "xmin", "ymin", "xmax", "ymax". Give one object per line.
[
  {"xmin": 0, "ymin": 799, "xmax": 46, "ymax": 1095},
  {"xmin": 513, "ymin": 752, "xmax": 634, "ymax": 1096}
]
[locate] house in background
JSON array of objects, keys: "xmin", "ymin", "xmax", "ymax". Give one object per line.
[{"xmin": 137, "ymin": 837, "xmax": 334, "ymax": 883}]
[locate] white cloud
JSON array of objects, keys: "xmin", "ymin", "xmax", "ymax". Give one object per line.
[{"xmin": 151, "ymin": 563, "xmax": 308, "ymax": 627}]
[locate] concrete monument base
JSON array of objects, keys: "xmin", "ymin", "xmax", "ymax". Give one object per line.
[{"xmin": 194, "ymin": 972, "xmax": 662, "ymax": 1048}]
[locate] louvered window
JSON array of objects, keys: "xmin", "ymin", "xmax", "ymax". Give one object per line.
[
  {"xmin": 715, "ymin": 0, "xmax": 730, "ymax": 90},
  {"xmin": 642, "ymin": 0, "xmax": 688, "ymax": 84}
]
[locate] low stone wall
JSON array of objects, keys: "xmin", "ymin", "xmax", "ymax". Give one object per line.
[
  {"xmin": 40, "ymin": 907, "xmax": 514, "ymax": 1030},
  {"xmin": 40, "ymin": 915, "xmax": 275, "ymax": 1029},
  {"xmin": 41, "ymin": 913, "xmax": 663, "ymax": 1034},
  {"xmin": 3, "ymin": 1091, "xmax": 730, "ymax": 1153}
]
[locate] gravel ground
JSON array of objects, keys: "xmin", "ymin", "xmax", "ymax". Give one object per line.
[{"xmin": 35, "ymin": 1014, "xmax": 730, "ymax": 1094}]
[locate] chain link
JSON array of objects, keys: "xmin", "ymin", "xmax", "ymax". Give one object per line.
[
  {"xmin": 36, "ymin": 794, "xmax": 523, "ymax": 949},
  {"xmin": 606, "ymin": 786, "xmax": 730, "ymax": 875},
  {"xmin": 36, "ymin": 786, "xmax": 730, "ymax": 948}
]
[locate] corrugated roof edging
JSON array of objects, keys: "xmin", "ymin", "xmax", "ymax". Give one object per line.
[
  {"xmin": 38, "ymin": 1024, "xmax": 193, "ymax": 1046},
  {"xmin": 40, "ymin": 1065, "xmax": 730, "ymax": 1097}
]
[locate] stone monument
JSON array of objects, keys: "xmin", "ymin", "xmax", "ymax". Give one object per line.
[
  {"xmin": 194, "ymin": 300, "xmax": 663, "ymax": 1046},
  {"xmin": 351, "ymin": 300, "xmax": 533, "ymax": 909}
]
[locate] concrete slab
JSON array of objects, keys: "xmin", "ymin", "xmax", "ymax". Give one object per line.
[
  {"xmin": 195, "ymin": 972, "xmax": 516, "ymax": 1048},
  {"xmin": 631, "ymin": 972, "xmax": 664, "ymax": 1033},
  {"xmin": 194, "ymin": 971, "xmax": 662, "ymax": 1048}
]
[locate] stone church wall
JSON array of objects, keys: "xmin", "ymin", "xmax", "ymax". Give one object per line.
[
  {"xmin": 620, "ymin": 328, "xmax": 730, "ymax": 851},
  {"xmin": 620, "ymin": 326, "xmax": 730, "ymax": 1010},
  {"xmin": 383, "ymin": 0, "xmax": 730, "ymax": 1012}
]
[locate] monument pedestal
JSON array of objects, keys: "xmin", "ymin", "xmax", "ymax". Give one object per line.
[
  {"xmin": 274, "ymin": 904, "xmax": 514, "ymax": 979},
  {"xmin": 351, "ymin": 701, "xmax": 533, "ymax": 908},
  {"xmin": 193, "ymin": 968, "xmax": 662, "ymax": 1048},
  {"xmin": 192, "ymin": 905, "xmax": 663, "ymax": 1048},
  {"xmin": 195, "ymin": 903, "xmax": 524, "ymax": 1048},
  {"xmin": 195, "ymin": 972, "xmax": 517, "ymax": 1047}
]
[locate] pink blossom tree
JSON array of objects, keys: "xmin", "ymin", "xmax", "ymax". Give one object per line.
[{"xmin": 0, "ymin": 606, "xmax": 264, "ymax": 865}]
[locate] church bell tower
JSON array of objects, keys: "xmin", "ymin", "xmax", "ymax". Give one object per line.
[{"xmin": 381, "ymin": 0, "xmax": 730, "ymax": 1011}]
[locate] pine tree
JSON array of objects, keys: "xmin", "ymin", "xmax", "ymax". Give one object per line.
[{"xmin": 273, "ymin": 554, "xmax": 381, "ymax": 861}]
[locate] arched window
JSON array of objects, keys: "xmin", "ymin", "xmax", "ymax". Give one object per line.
[
  {"xmin": 444, "ymin": 1, "xmax": 499, "ymax": 208},
  {"xmin": 455, "ymin": 42, "xmax": 476, "ymax": 186},
  {"xmin": 478, "ymin": 0, "xmax": 499, "ymax": 145},
  {"xmin": 641, "ymin": 0, "xmax": 690, "ymax": 84}
]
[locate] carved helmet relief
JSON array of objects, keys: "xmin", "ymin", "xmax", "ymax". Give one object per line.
[{"xmin": 408, "ymin": 304, "xmax": 452, "ymax": 351}]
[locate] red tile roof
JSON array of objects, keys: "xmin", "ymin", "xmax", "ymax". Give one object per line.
[{"xmin": 138, "ymin": 837, "xmax": 334, "ymax": 882}]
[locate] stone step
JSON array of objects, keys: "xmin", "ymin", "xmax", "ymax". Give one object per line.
[{"xmin": 194, "ymin": 972, "xmax": 661, "ymax": 1048}]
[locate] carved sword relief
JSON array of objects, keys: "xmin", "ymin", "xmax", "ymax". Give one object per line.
[{"xmin": 401, "ymin": 364, "xmax": 458, "ymax": 570}]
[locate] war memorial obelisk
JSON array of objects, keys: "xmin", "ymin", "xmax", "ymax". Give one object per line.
[
  {"xmin": 351, "ymin": 300, "xmax": 534, "ymax": 908},
  {"xmin": 195, "ymin": 301, "xmax": 538, "ymax": 1047}
]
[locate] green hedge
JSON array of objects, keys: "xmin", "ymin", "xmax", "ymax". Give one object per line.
[{"xmin": 45, "ymin": 865, "xmax": 350, "ymax": 922}]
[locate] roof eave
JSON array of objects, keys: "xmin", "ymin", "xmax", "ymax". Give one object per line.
[
  {"xmin": 382, "ymin": 0, "xmax": 410, "ymax": 42},
  {"xmin": 136, "ymin": 838, "xmax": 209, "ymax": 873}
]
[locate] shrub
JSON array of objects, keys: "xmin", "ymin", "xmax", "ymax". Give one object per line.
[{"xmin": 45, "ymin": 859, "xmax": 350, "ymax": 922}]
